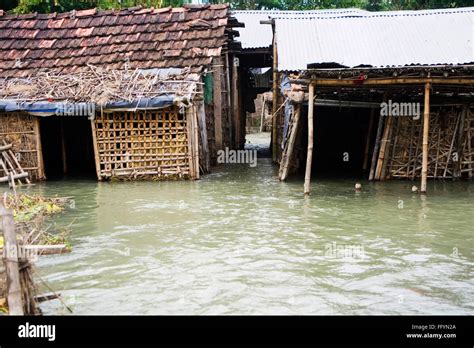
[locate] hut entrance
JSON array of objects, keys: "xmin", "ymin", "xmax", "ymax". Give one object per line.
[
  {"xmin": 301, "ymin": 106, "xmax": 375, "ymax": 178},
  {"xmin": 39, "ymin": 117, "xmax": 96, "ymax": 179}
]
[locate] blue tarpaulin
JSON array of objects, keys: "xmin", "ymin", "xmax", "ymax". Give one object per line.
[{"xmin": 0, "ymin": 95, "xmax": 178, "ymax": 116}]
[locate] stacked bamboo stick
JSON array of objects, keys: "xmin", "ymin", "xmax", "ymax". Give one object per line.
[{"xmin": 0, "ymin": 65, "xmax": 201, "ymax": 105}]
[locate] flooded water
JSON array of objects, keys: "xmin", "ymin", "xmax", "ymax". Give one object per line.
[{"xmin": 21, "ymin": 151, "xmax": 474, "ymax": 315}]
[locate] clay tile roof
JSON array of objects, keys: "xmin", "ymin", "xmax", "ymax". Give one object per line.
[{"xmin": 0, "ymin": 5, "xmax": 230, "ymax": 78}]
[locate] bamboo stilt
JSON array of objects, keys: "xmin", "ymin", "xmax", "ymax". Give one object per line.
[
  {"xmin": 454, "ymin": 105, "xmax": 467, "ymax": 178},
  {"xmin": 186, "ymin": 107, "xmax": 196, "ymax": 179},
  {"xmin": 279, "ymin": 103, "xmax": 301, "ymax": 181},
  {"xmin": 375, "ymin": 115, "xmax": 393, "ymax": 180},
  {"xmin": 193, "ymin": 106, "xmax": 200, "ymax": 179},
  {"xmin": 304, "ymin": 84, "xmax": 315, "ymax": 196},
  {"xmin": 213, "ymin": 57, "xmax": 223, "ymax": 151},
  {"xmin": 90, "ymin": 119, "xmax": 101, "ymax": 181},
  {"xmin": 369, "ymin": 113, "xmax": 384, "ymax": 181},
  {"xmin": 225, "ymin": 53, "xmax": 233, "ymax": 148},
  {"xmin": 271, "ymin": 32, "xmax": 279, "ymax": 161},
  {"xmin": 467, "ymin": 108, "xmax": 473, "ymax": 178},
  {"xmin": 1, "ymin": 205, "xmax": 24, "ymax": 315},
  {"xmin": 232, "ymin": 57, "xmax": 241, "ymax": 149},
  {"xmin": 421, "ymin": 83, "xmax": 431, "ymax": 193},
  {"xmin": 34, "ymin": 117, "xmax": 45, "ymax": 180},
  {"xmin": 387, "ymin": 115, "xmax": 400, "ymax": 178},
  {"xmin": 197, "ymin": 102, "xmax": 210, "ymax": 173}
]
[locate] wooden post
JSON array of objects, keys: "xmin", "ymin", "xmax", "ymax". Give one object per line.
[
  {"xmin": 467, "ymin": 108, "xmax": 473, "ymax": 179},
  {"xmin": 232, "ymin": 57, "xmax": 242, "ymax": 149},
  {"xmin": 186, "ymin": 106, "xmax": 199, "ymax": 180},
  {"xmin": 362, "ymin": 108, "xmax": 375, "ymax": 171},
  {"xmin": 193, "ymin": 106, "xmax": 200, "ymax": 179},
  {"xmin": 213, "ymin": 57, "xmax": 223, "ymax": 151},
  {"xmin": 225, "ymin": 53, "xmax": 233, "ymax": 148},
  {"xmin": 369, "ymin": 113, "xmax": 385, "ymax": 180},
  {"xmin": 304, "ymin": 84, "xmax": 315, "ymax": 196},
  {"xmin": 375, "ymin": 114, "xmax": 393, "ymax": 180},
  {"xmin": 454, "ymin": 105, "xmax": 467, "ymax": 178},
  {"xmin": 279, "ymin": 103, "xmax": 301, "ymax": 181},
  {"xmin": 421, "ymin": 83, "xmax": 431, "ymax": 193},
  {"xmin": 271, "ymin": 31, "xmax": 279, "ymax": 161},
  {"xmin": 197, "ymin": 102, "xmax": 210, "ymax": 173},
  {"xmin": 1, "ymin": 205, "xmax": 24, "ymax": 315},
  {"xmin": 260, "ymin": 95, "xmax": 266, "ymax": 133},
  {"xmin": 90, "ymin": 118, "xmax": 101, "ymax": 181},
  {"xmin": 34, "ymin": 117, "xmax": 45, "ymax": 180}
]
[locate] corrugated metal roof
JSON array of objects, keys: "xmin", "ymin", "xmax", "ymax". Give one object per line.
[
  {"xmin": 275, "ymin": 7, "xmax": 474, "ymax": 71},
  {"xmin": 232, "ymin": 9, "xmax": 368, "ymax": 49}
]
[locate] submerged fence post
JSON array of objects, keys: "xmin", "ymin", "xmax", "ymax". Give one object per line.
[
  {"xmin": 304, "ymin": 83, "xmax": 315, "ymax": 196},
  {"xmin": 1, "ymin": 204, "xmax": 24, "ymax": 315},
  {"xmin": 271, "ymin": 28, "xmax": 279, "ymax": 162},
  {"xmin": 421, "ymin": 83, "xmax": 431, "ymax": 193}
]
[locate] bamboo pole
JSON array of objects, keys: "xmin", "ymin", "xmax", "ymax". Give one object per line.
[
  {"xmin": 1, "ymin": 205, "xmax": 24, "ymax": 315},
  {"xmin": 225, "ymin": 53, "xmax": 233, "ymax": 148},
  {"xmin": 369, "ymin": 113, "xmax": 385, "ymax": 180},
  {"xmin": 0, "ymin": 144, "xmax": 12, "ymax": 152},
  {"xmin": 421, "ymin": 83, "xmax": 431, "ymax": 193},
  {"xmin": 362, "ymin": 108, "xmax": 375, "ymax": 171},
  {"xmin": 443, "ymin": 110, "xmax": 462, "ymax": 178},
  {"xmin": 34, "ymin": 117, "xmax": 45, "ymax": 180},
  {"xmin": 375, "ymin": 114, "xmax": 393, "ymax": 180},
  {"xmin": 454, "ymin": 105, "xmax": 467, "ymax": 178},
  {"xmin": 232, "ymin": 56, "xmax": 241, "ymax": 149},
  {"xmin": 381, "ymin": 115, "xmax": 396, "ymax": 180},
  {"xmin": 304, "ymin": 84, "xmax": 315, "ymax": 196},
  {"xmin": 90, "ymin": 118, "xmax": 102, "ymax": 181},
  {"xmin": 260, "ymin": 95, "xmax": 266, "ymax": 133},
  {"xmin": 271, "ymin": 31, "xmax": 279, "ymax": 161},
  {"xmin": 213, "ymin": 57, "xmax": 223, "ymax": 151},
  {"xmin": 279, "ymin": 103, "xmax": 301, "ymax": 181},
  {"xmin": 197, "ymin": 102, "xmax": 210, "ymax": 173},
  {"xmin": 193, "ymin": 105, "xmax": 200, "ymax": 179},
  {"xmin": 186, "ymin": 107, "xmax": 196, "ymax": 179},
  {"xmin": 468, "ymin": 108, "xmax": 473, "ymax": 179},
  {"xmin": 387, "ymin": 116, "xmax": 400, "ymax": 177}
]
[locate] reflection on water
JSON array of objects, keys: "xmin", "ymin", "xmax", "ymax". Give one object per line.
[{"xmin": 21, "ymin": 158, "xmax": 474, "ymax": 314}]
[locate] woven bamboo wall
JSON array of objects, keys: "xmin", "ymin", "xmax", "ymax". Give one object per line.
[
  {"xmin": 0, "ymin": 113, "xmax": 41, "ymax": 181},
  {"xmin": 93, "ymin": 107, "xmax": 190, "ymax": 180},
  {"xmin": 385, "ymin": 105, "xmax": 474, "ymax": 179}
]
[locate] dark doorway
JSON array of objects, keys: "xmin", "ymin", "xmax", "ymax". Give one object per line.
[
  {"xmin": 39, "ymin": 117, "xmax": 96, "ymax": 179},
  {"xmin": 299, "ymin": 106, "xmax": 375, "ymax": 178}
]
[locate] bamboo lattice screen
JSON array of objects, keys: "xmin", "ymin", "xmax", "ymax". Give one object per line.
[
  {"xmin": 385, "ymin": 106, "xmax": 474, "ymax": 179},
  {"xmin": 93, "ymin": 107, "xmax": 191, "ymax": 180},
  {"xmin": 0, "ymin": 113, "xmax": 42, "ymax": 181}
]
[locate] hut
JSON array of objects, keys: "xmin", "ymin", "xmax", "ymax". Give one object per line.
[
  {"xmin": 0, "ymin": 4, "xmax": 242, "ymax": 182},
  {"xmin": 237, "ymin": 8, "xmax": 474, "ymax": 194}
]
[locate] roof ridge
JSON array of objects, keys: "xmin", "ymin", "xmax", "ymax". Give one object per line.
[
  {"xmin": 0, "ymin": 4, "xmax": 228, "ymax": 20},
  {"xmin": 273, "ymin": 7, "xmax": 474, "ymax": 20}
]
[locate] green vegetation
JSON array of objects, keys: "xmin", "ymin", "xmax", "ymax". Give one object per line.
[
  {"xmin": 2, "ymin": 193, "xmax": 72, "ymax": 250},
  {"xmin": 5, "ymin": 193, "xmax": 65, "ymax": 223},
  {"xmin": 1, "ymin": 0, "xmax": 471, "ymax": 14}
]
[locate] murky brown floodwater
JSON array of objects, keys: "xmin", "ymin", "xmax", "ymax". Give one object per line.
[{"xmin": 20, "ymin": 143, "xmax": 474, "ymax": 314}]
